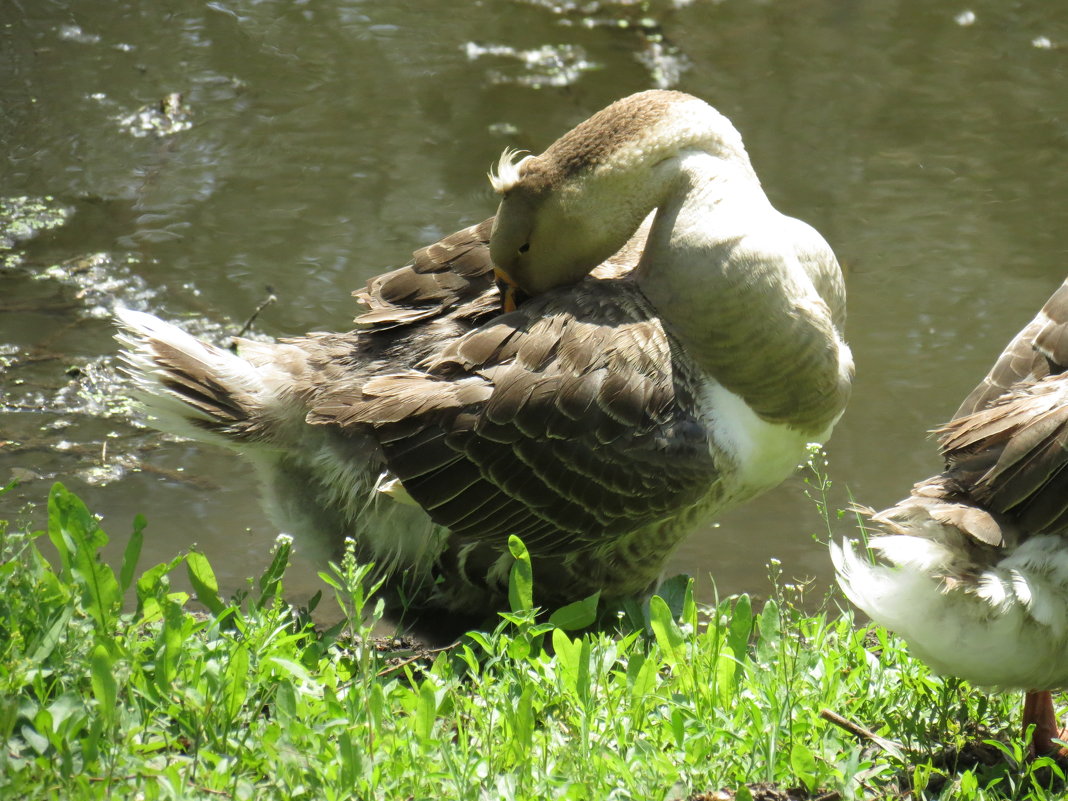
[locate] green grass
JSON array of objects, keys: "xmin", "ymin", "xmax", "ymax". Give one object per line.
[{"xmin": 0, "ymin": 479, "xmax": 1064, "ymax": 800}]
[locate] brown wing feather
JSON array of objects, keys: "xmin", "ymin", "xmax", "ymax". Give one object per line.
[
  {"xmin": 867, "ymin": 279, "xmax": 1068, "ymax": 555},
  {"xmin": 938, "ymin": 379, "xmax": 1068, "ymax": 537},
  {"xmin": 953, "ymin": 278, "xmax": 1068, "ymax": 418},
  {"xmin": 353, "ymin": 218, "xmax": 498, "ymax": 332},
  {"xmin": 312, "ymin": 279, "xmax": 718, "ymax": 551},
  {"xmin": 918, "ymin": 277, "xmax": 1068, "ymax": 546}
]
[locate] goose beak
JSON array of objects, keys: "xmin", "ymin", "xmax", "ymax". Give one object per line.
[{"xmin": 493, "ymin": 267, "xmax": 525, "ymax": 312}]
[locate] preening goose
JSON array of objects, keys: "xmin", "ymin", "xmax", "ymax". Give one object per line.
[
  {"xmin": 117, "ymin": 90, "xmax": 852, "ymax": 639},
  {"xmin": 833, "ymin": 277, "xmax": 1068, "ymax": 757}
]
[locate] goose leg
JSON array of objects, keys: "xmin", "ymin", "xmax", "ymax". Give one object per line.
[{"xmin": 1023, "ymin": 690, "xmax": 1068, "ymax": 759}]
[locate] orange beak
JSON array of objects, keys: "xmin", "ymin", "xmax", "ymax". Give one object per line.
[{"xmin": 494, "ymin": 267, "xmax": 522, "ymax": 313}]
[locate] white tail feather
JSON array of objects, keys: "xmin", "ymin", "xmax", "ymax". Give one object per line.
[
  {"xmin": 832, "ymin": 537, "xmax": 1068, "ymax": 688},
  {"xmin": 115, "ymin": 308, "xmax": 274, "ymax": 446}
]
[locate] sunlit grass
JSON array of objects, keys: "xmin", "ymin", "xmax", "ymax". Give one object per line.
[{"xmin": 0, "ymin": 478, "xmax": 1063, "ymax": 800}]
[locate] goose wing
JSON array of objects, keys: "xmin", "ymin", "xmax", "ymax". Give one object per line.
[
  {"xmin": 953, "ymin": 278, "xmax": 1068, "ymax": 419},
  {"xmin": 934, "ymin": 277, "xmax": 1068, "ymax": 540},
  {"xmin": 353, "ymin": 218, "xmax": 501, "ymax": 332},
  {"xmin": 311, "ymin": 279, "xmax": 719, "ymax": 550},
  {"xmin": 936, "ymin": 378, "xmax": 1068, "ymax": 540}
]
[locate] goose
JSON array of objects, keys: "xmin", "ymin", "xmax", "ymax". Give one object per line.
[
  {"xmin": 833, "ymin": 277, "xmax": 1068, "ymax": 757},
  {"xmin": 117, "ymin": 90, "xmax": 853, "ymax": 640}
]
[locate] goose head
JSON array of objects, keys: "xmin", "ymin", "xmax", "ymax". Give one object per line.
[{"xmin": 488, "ymin": 90, "xmax": 756, "ymax": 296}]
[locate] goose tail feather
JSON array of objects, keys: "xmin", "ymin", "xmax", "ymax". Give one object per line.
[{"xmin": 115, "ymin": 308, "xmax": 308, "ymax": 449}]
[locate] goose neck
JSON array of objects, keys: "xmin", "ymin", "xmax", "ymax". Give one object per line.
[{"xmin": 634, "ymin": 152, "xmax": 851, "ymax": 433}]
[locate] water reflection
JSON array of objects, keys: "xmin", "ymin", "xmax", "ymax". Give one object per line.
[{"xmin": 2, "ymin": 0, "xmax": 1067, "ymax": 609}]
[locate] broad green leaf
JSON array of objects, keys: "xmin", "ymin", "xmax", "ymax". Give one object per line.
[
  {"xmin": 654, "ymin": 574, "xmax": 691, "ymax": 620},
  {"xmin": 47, "ymin": 693, "xmax": 84, "ymax": 731},
  {"xmin": 714, "ymin": 645, "xmax": 737, "ymax": 705},
  {"xmin": 72, "ymin": 548, "xmax": 120, "ymax": 636},
  {"xmin": 465, "ymin": 631, "xmax": 495, "ymax": 655},
  {"xmin": 338, "ymin": 731, "xmax": 361, "ymax": 787},
  {"xmin": 756, "ymin": 598, "xmax": 781, "ymax": 662},
  {"xmin": 156, "ymin": 599, "xmax": 184, "ymax": 693},
  {"xmin": 48, "ymin": 484, "xmax": 121, "ymax": 633},
  {"xmin": 274, "ymin": 680, "xmax": 297, "ymax": 720},
  {"xmin": 186, "ymin": 550, "xmax": 226, "ymax": 616},
  {"xmin": 415, "ymin": 678, "xmax": 438, "ymax": 742},
  {"xmin": 670, "ymin": 707, "xmax": 686, "ymax": 748},
  {"xmin": 682, "ymin": 578, "xmax": 697, "ymax": 629},
  {"xmin": 552, "ymin": 627, "xmax": 579, "ymax": 693},
  {"xmin": 510, "ymin": 685, "xmax": 534, "ymax": 756},
  {"xmin": 89, "ymin": 644, "xmax": 117, "ymax": 726},
  {"xmin": 33, "ymin": 707, "xmax": 54, "ymax": 744},
  {"xmin": 51, "ymin": 483, "xmax": 109, "ymax": 555},
  {"xmin": 267, "ymin": 656, "xmax": 312, "ymax": 683},
  {"xmin": 911, "ymin": 763, "xmax": 933, "ymax": 795},
  {"xmin": 119, "ymin": 515, "xmax": 146, "ymax": 593},
  {"xmin": 728, "ymin": 593, "xmax": 753, "ymax": 661},
  {"xmin": 959, "ymin": 769, "xmax": 978, "ymax": 795},
  {"xmin": 507, "ymin": 635, "xmax": 531, "ymax": 660},
  {"xmin": 548, "ymin": 591, "xmax": 600, "ymax": 631},
  {"xmin": 135, "ymin": 554, "xmax": 185, "ymax": 621},
  {"xmin": 47, "ymin": 483, "xmax": 80, "ymax": 580},
  {"xmin": 28, "ymin": 607, "xmax": 72, "ymax": 664},
  {"xmin": 368, "ymin": 682, "xmax": 386, "ymax": 728},
  {"xmin": 648, "ymin": 595, "xmax": 686, "ymax": 668},
  {"xmin": 790, "ymin": 741, "xmax": 817, "ymax": 791},
  {"xmin": 225, "ymin": 647, "xmax": 250, "ymax": 720},
  {"xmin": 626, "ymin": 652, "xmax": 657, "ymax": 701},
  {"xmin": 507, "ymin": 536, "xmax": 533, "ymax": 613},
  {"xmin": 21, "ymin": 722, "xmax": 49, "ymax": 755},
  {"xmin": 575, "ymin": 636, "xmax": 592, "ymax": 706},
  {"xmin": 552, "ymin": 629, "xmax": 592, "ymax": 707}
]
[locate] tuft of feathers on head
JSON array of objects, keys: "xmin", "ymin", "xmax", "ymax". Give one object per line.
[{"xmin": 488, "ymin": 148, "xmax": 532, "ymax": 194}]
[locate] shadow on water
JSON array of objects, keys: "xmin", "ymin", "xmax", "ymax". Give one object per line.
[{"xmin": 2, "ymin": 0, "xmax": 1068, "ymax": 607}]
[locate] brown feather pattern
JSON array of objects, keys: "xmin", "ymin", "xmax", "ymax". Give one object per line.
[
  {"xmin": 311, "ymin": 279, "xmax": 719, "ymax": 553},
  {"xmin": 865, "ymin": 278, "xmax": 1068, "ymax": 566},
  {"xmin": 353, "ymin": 219, "xmax": 498, "ymax": 332},
  {"xmin": 953, "ymin": 278, "xmax": 1068, "ymax": 419}
]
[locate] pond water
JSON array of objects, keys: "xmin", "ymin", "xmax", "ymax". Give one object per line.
[{"xmin": 2, "ymin": 0, "xmax": 1067, "ymax": 611}]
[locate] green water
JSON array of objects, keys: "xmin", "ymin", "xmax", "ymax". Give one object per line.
[{"xmin": 2, "ymin": 0, "xmax": 1067, "ymax": 604}]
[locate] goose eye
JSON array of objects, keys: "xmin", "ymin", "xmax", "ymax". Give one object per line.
[{"xmin": 518, "ymin": 243, "xmax": 530, "ymax": 254}]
